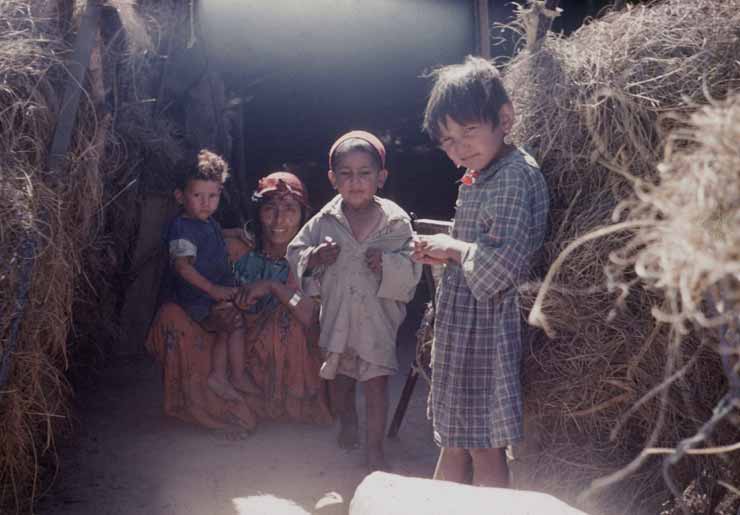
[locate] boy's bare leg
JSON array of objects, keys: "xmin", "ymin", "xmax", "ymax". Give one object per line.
[
  {"xmin": 208, "ymin": 332, "xmax": 243, "ymax": 401},
  {"xmin": 227, "ymin": 328, "xmax": 261, "ymax": 395},
  {"xmin": 469, "ymin": 448, "xmax": 510, "ymax": 488},
  {"xmin": 330, "ymin": 374, "xmax": 359, "ymax": 449},
  {"xmin": 364, "ymin": 375, "xmax": 389, "ymax": 471},
  {"xmin": 433, "ymin": 448, "xmax": 472, "ymax": 484}
]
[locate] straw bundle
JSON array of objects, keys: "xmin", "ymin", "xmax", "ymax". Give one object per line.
[
  {"xmin": 0, "ymin": 0, "xmax": 111, "ymax": 509},
  {"xmin": 501, "ymin": 1, "xmax": 740, "ymax": 513},
  {"xmin": 1, "ymin": 0, "xmax": 221, "ymax": 510},
  {"xmin": 604, "ymin": 93, "xmax": 740, "ymax": 514},
  {"xmin": 606, "ymin": 97, "xmax": 740, "ymax": 338}
]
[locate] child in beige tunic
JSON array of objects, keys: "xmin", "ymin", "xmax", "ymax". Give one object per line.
[{"xmin": 287, "ymin": 130, "xmax": 421, "ymax": 471}]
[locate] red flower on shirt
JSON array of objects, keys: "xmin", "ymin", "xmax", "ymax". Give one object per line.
[{"xmin": 461, "ymin": 170, "xmax": 480, "ymax": 186}]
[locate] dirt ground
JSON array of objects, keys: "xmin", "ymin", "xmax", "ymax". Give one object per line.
[{"xmin": 37, "ymin": 308, "xmax": 437, "ymax": 515}]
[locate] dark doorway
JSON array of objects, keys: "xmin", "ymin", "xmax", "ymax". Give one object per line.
[
  {"xmin": 198, "ymin": 0, "xmax": 477, "ymax": 221},
  {"xmin": 197, "ymin": 0, "xmax": 625, "ymax": 222}
]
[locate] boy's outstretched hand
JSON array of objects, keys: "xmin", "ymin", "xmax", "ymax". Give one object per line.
[
  {"xmin": 308, "ymin": 236, "xmax": 340, "ymax": 269},
  {"xmin": 209, "ymin": 284, "xmax": 238, "ymax": 302},
  {"xmin": 365, "ymin": 248, "xmax": 383, "ymax": 275}
]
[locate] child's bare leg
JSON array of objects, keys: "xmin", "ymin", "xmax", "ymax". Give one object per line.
[
  {"xmin": 469, "ymin": 448, "xmax": 509, "ymax": 488},
  {"xmin": 211, "ymin": 331, "xmax": 228, "ymax": 379},
  {"xmin": 330, "ymin": 374, "xmax": 359, "ymax": 449},
  {"xmin": 227, "ymin": 328, "xmax": 260, "ymax": 395},
  {"xmin": 364, "ymin": 375, "xmax": 389, "ymax": 471},
  {"xmin": 433, "ymin": 447, "xmax": 472, "ymax": 484},
  {"xmin": 208, "ymin": 332, "xmax": 242, "ymax": 401}
]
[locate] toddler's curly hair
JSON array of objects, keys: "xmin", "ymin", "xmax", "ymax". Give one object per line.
[{"xmin": 177, "ymin": 149, "xmax": 230, "ymax": 190}]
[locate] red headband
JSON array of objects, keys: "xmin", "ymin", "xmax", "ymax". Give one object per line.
[
  {"xmin": 328, "ymin": 130, "xmax": 386, "ymax": 170},
  {"xmin": 252, "ymin": 171, "xmax": 309, "ymax": 207}
]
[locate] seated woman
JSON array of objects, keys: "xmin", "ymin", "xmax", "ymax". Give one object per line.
[{"xmin": 146, "ymin": 171, "xmax": 333, "ymax": 433}]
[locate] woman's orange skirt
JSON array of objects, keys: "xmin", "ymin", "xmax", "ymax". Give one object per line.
[{"xmin": 146, "ymin": 302, "xmax": 333, "ymax": 431}]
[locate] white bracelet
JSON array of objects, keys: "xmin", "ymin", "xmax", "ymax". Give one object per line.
[{"xmin": 288, "ymin": 292, "xmax": 303, "ymax": 308}]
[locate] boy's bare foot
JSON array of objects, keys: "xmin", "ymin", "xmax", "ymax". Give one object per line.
[
  {"xmin": 366, "ymin": 449, "xmax": 390, "ymax": 473},
  {"xmin": 208, "ymin": 374, "xmax": 243, "ymax": 402},
  {"xmin": 232, "ymin": 371, "xmax": 262, "ymax": 395},
  {"xmin": 337, "ymin": 420, "xmax": 359, "ymax": 450}
]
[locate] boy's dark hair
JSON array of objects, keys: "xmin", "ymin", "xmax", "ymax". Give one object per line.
[
  {"xmin": 422, "ymin": 55, "xmax": 511, "ymax": 142},
  {"xmin": 330, "ymin": 138, "xmax": 383, "ymax": 171},
  {"xmin": 176, "ymin": 149, "xmax": 230, "ymax": 190}
]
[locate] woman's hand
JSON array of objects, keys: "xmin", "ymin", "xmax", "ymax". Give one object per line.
[
  {"xmin": 365, "ymin": 248, "xmax": 383, "ymax": 275},
  {"xmin": 235, "ymin": 280, "xmax": 274, "ymax": 310},
  {"xmin": 307, "ymin": 236, "xmax": 340, "ymax": 269},
  {"xmin": 209, "ymin": 285, "xmax": 238, "ymax": 302}
]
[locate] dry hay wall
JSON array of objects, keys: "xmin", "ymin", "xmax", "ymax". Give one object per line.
[
  {"xmin": 0, "ymin": 0, "xmax": 185, "ymax": 510},
  {"xmin": 607, "ymin": 91, "xmax": 740, "ymax": 515},
  {"xmin": 0, "ymin": 1, "xmax": 101, "ymax": 508},
  {"xmin": 68, "ymin": 0, "xmax": 187, "ymax": 362},
  {"xmin": 503, "ymin": 1, "xmax": 740, "ymax": 513}
]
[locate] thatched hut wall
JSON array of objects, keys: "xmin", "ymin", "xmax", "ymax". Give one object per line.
[
  {"xmin": 503, "ymin": 1, "xmax": 740, "ymax": 513},
  {"xmin": 0, "ymin": 0, "xmax": 103, "ymax": 507},
  {"xmin": 0, "ymin": 0, "xmax": 208, "ymax": 508}
]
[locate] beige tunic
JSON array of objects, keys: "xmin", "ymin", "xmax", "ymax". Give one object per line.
[{"xmin": 287, "ymin": 195, "xmax": 422, "ymax": 371}]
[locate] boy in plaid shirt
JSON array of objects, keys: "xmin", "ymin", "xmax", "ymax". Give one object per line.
[{"xmin": 412, "ymin": 56, "xmax": 549, "ymax": 487}]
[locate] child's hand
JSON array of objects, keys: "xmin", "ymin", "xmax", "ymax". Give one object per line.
[
  {"xmin": 209, "ymin": 301, "xmax": 243, "ymax": 332},
  {"xmin": 234, "ymin": 281, "xmax": 273, "ymax": 310},
  {"xmin": 308, "ymin": 236, "xmax": 340, "ymax": 269},
  {"xmin": 365, "ymin": 248, "xmax": 383, "ymax": 275},
  {"xmin": 412, "ymin": 236, "xmax": 452, "ymax": 265},
  {"xmin": 209, "ymin": 284, "xmax": 237, "ymax": 302}
]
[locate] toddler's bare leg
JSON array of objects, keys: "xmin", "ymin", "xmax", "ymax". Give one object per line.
[
  {"xmin": 433, "ymin": 448, "xmax": 472, "ymax": 484},
  {"xmin": 227, "ymin": 328, "xmax": 261, "ymax": 395},
  {"xmin": 469, "ymin": 448, "xmax": 509, "ymax": 488},
  {"xmin": 210, "ymin": 331, "xmax": 228, "ymax": 381},
  {"xmin": 208, "ymin": 331, "xmax": 242, "ymax": 401},
  {"xmin": 330, "ymin": 374, "xmax": 359, "ymax": 449},
  {"xmin": 364, "ymin": 375, "xmax": 389, "ymax": 471}
]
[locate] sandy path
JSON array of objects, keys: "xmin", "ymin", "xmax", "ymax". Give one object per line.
[{"xmin": 38, "ymin": 317, "xmax": 437, "ymax": 515}]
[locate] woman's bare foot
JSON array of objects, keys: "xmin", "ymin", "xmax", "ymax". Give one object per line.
[
  {"xmin": 213, "ymin": 428, "xmax": 252, "ymax": 442},
  {"xmin": 366, "ymin": 448, "xmax": 390, "ymax": 473},
  {"xmin": 208, "ymin": 373, "xmax": 243, "ymax": 402},
  {"xmin": 337, "ymin": 420, "xmax": 359, "ymax": 450},
  {"xmin": 231, "ymin": 371, "xmax": 262, "ymax": 395}
]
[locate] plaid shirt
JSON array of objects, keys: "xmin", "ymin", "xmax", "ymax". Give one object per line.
[{"xmin": 429, "ymin": 148, "xmax": 549, "ymax": 448}]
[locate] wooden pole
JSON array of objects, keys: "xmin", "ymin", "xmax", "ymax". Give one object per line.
[
  {"xmin": 475, "ymin": 0, "xmax": 491, "ymax": 59},
  {"xmin": 48, "ymin": 0, "xmax": 103, "ymax": 179},
  {"xmin": 387, "ymin": 368, "xmax": 419, "ymax": 438},
  {"xmin": 537, "ymin": 0, "xmax": 561, "ymax": 43},
  {"xmin": 387, "ymin": 219, "xmax": 450, "ymax": 438},
  {"xmin": 231, "ymin": 98, "xmax": 252, "ymax": 221},
  {"xmin": 528, "ymin": 0, "xmax": 561, "ymax": 52}
]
